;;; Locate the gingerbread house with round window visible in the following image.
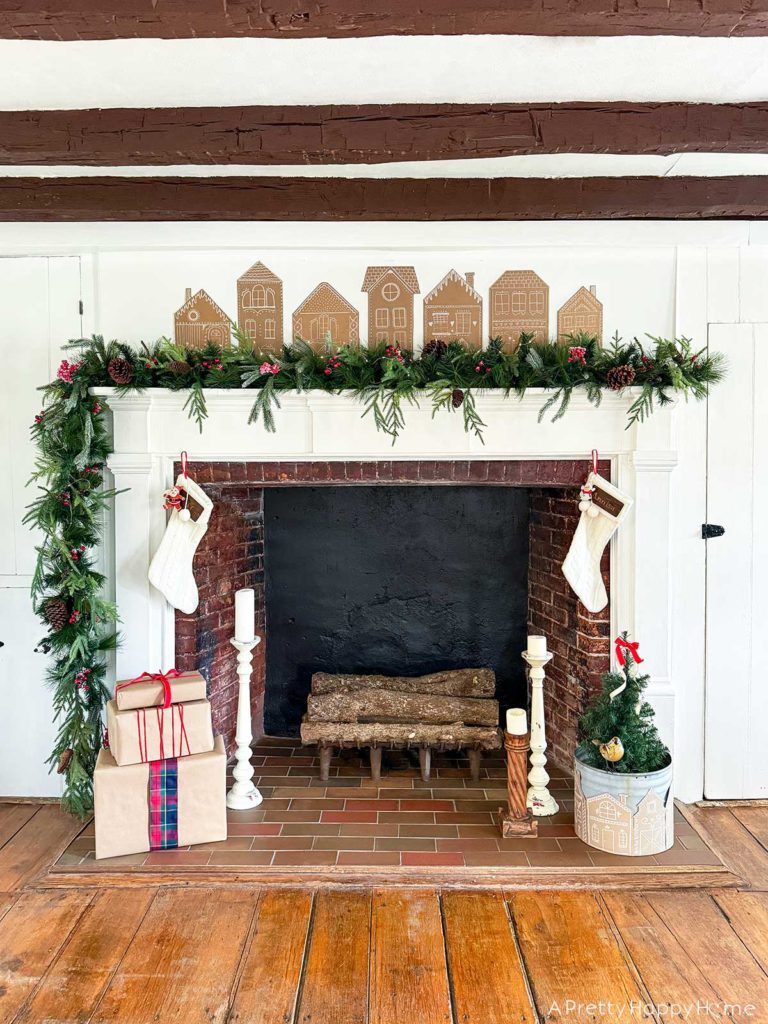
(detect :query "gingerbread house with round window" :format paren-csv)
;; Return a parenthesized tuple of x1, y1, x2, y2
(361, 266, 420, 345)
(174, 287, 232, 350)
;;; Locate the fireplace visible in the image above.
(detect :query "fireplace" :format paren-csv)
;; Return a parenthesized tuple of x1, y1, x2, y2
(169, 459, 610, 769)
(103, 388, 677, 774)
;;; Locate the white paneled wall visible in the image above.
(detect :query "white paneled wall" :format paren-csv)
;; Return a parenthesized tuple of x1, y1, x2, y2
(0, 255, 81, 797)
(0, 223, 765, 800)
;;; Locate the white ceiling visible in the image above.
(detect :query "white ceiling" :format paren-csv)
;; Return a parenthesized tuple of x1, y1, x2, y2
(1, 35, 768, 108)
(6, 154, 768, 178)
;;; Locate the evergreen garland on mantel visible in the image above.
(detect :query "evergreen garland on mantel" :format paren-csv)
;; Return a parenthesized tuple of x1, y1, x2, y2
(27, 331, 723, 814)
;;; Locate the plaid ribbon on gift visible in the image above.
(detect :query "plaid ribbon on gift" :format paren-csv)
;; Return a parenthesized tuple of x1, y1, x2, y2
(148, 758, 179, 850)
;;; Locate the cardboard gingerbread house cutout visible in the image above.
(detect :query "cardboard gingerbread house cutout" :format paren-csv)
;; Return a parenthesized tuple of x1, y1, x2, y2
(292, 282, 360, 351)
(361, 266, 420, 345)
(557, 285, 603, 344)
(174, 288, 232, 350)
(489, 270, 549, 351)
(237, 261, 283, 347)
(422, 270, 482, 347)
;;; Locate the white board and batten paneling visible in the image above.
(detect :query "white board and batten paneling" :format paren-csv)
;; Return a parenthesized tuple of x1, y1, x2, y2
(705, 322, 768, 799)
(0, 256, 81, 797)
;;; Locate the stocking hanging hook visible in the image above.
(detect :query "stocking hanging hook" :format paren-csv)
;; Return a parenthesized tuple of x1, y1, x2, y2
(591, 449, 599, 476)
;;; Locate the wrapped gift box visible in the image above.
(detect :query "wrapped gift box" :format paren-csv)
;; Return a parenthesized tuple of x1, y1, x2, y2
(94, 735, 227, 860)
(115, 669, 206, 711)
(106, 697, 214, 767)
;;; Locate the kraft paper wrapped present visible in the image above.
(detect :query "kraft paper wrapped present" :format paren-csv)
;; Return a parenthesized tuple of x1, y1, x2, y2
(106, 697, 214, 767)
(115, 669, 206, 711)
(94, 735, 227, 860)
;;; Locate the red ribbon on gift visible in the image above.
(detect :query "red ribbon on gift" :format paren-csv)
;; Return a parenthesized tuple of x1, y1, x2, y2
(134, 703, 191, 763)
(615, 637, 644, 667)
(116, 668, 183, 709)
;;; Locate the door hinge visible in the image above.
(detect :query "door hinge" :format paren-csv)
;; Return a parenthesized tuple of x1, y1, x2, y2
(78, 300, 84, 315)
(702, 523, 725, 539)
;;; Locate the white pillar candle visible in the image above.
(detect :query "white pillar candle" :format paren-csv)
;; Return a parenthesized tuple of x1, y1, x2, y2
(527, 635, 547, 657)
(506, 708, 528, 735)
(234, 588, 255, 643)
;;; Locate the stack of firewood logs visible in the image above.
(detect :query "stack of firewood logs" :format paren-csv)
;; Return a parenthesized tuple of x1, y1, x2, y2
(300, 668, 502, 782)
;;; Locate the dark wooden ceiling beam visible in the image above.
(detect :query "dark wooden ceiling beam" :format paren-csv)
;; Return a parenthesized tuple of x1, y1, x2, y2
(0, 175, 765, 220)
(2, 0, 768, 38)
(3, 103, 768, 166)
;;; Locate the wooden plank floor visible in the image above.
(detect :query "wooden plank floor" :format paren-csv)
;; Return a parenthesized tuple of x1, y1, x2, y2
(0, 802, 767, 1023)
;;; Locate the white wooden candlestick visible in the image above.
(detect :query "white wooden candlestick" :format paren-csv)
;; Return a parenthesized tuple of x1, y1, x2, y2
(522, 648, 560, 817)
(226, 637, 263, 810)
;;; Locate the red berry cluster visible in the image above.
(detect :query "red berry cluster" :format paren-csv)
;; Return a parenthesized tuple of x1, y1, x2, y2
(74, 667, 91, 693)
(69, 610, 80, 624)
(641, 355, 655, 371)
(201, 357, 223, 371)
(384, 345, 405, 363)
(92, 401, 103, 415)
(60, 492, 71, 507)
(34, 410, 45, 425)
(324, 356, 342, 376)
(82, 465, 100, 476)
(56, 359, 83, 384)
(475, 359, 492, 375)
(144, 356, 160, 369)
(70, 543, 86, 561)
(568, 346, 587, 366)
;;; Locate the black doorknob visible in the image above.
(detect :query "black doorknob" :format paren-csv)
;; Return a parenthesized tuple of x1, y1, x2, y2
(702, 523, 726, 539)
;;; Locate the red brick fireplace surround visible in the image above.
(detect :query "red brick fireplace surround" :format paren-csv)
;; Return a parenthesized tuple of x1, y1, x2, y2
(174, 459, 610, 770)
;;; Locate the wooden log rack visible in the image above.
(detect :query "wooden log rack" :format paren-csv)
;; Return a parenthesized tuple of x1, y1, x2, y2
(300, 669, 502, 782)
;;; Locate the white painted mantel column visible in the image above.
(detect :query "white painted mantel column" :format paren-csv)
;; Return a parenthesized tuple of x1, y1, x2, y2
(98, 387, 679, 749)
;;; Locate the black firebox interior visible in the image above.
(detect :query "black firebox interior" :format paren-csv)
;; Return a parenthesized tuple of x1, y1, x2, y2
(263, 485, 529, 736)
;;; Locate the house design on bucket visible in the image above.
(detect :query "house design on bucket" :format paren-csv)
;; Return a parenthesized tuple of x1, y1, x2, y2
(174, 288, 232, 349)
(489, 270, 549, 350)
(574, 772, 668, 856)
(292, 282, 360, 350)
(236, 261, 283, 347)
(557, 285, 604, 344)
(361, 266, 420, 345)
(422, 270, 482, 347)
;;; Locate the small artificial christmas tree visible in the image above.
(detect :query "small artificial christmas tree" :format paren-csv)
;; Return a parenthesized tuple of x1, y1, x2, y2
(576, 634, 670, 775)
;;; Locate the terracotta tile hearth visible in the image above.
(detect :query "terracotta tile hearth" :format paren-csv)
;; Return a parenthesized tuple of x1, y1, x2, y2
(53, 739, 729, 887)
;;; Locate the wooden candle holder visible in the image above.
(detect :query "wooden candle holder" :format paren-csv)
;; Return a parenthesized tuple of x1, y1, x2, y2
(498, 731, 538, 837)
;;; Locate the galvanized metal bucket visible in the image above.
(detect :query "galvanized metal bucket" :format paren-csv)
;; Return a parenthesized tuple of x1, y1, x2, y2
(573, 753, 674, 856)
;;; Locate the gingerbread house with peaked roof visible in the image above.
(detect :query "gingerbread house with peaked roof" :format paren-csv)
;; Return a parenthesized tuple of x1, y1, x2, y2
(237, 261, 283, 348)
(423, 270, 482, 347)
(557, 285, 603, 344)
(292, 282, 360, 351)
(174, 288, 232, 350)
(361, 266, 420, 346)
(489, 270, 549, 351)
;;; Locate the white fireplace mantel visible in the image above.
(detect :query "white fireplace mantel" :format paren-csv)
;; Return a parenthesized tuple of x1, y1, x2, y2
(97, 387, 679, 752)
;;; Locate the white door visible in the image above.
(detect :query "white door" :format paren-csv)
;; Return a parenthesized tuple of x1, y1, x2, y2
(705, 323, 768, 798)
(0, 256, 82, 797)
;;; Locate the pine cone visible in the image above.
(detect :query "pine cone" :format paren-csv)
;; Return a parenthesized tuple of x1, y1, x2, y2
(107, 357, 133, 386)
(167, 360, 192, 376)
(606, 364, 636, 391)
(57, 748, 73, 774)
(44, 597, 69, 631)
(422, 339, 447, 359)
(451, 388, 465, 409)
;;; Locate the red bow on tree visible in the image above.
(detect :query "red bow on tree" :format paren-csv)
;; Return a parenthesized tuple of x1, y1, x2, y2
(614, 637, 643, 667)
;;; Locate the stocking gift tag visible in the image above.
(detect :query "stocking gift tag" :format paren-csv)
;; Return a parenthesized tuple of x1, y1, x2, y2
(562, 451, 632, 613)
(148, 454, 213, 614)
